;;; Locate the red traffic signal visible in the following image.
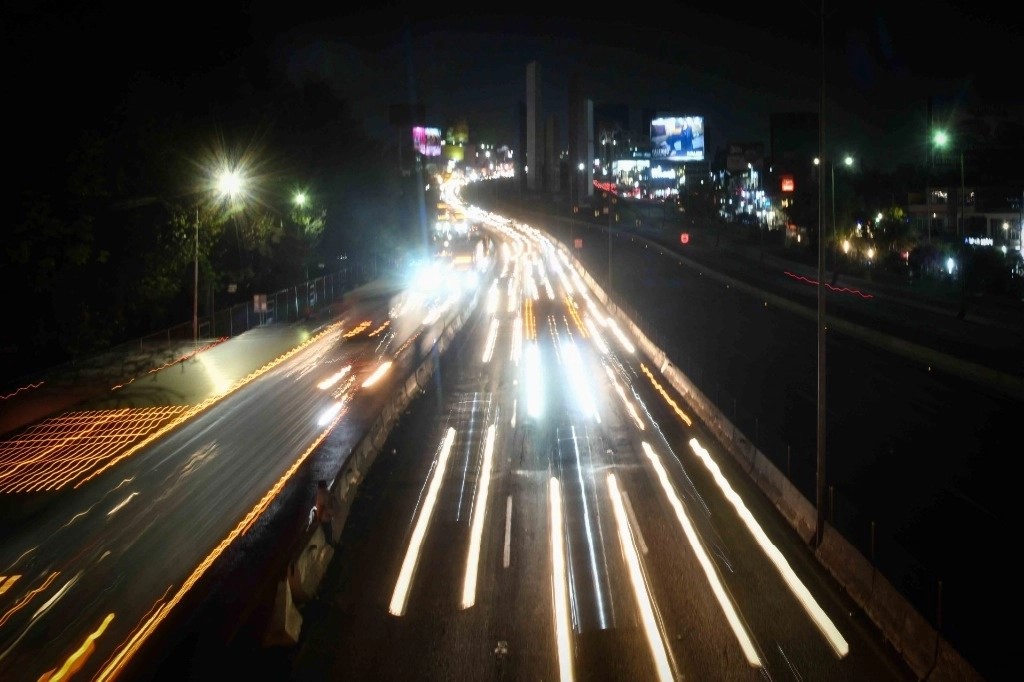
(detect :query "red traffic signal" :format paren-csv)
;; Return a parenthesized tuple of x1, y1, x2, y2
(680, 232, 690, 244)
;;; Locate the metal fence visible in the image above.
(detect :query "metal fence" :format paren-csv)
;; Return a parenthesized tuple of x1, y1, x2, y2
(5, 257, 397, 392)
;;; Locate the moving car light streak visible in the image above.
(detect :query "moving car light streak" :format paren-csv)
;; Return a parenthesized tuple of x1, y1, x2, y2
(583, 316, 609, 355)
(562, 341, 599, 422)
(566, 425, 608, 628)
(605, 365, 644, 430)
(76, 321, 345, 489)
(0, 406, 189, 493)
(0, 571, 59, 629)
(687, 437, 849, 658)
(461, 424, 496, 608)
(317, 365, 351, 390)
(389, 427, 458, 616)
(606, 474, 674, 681)
(548, 477, 574, 682)
(564, 296, 587, 337)
(607, 319, 636, 354)
(510, 317, 523, 366)
(640, 364, 693, 427)
(482, 319, 500, 364)
(641, 441, 762, 668)
(487, 281, 501, 314)
(361, 361, 393, 388)
(42, 612, 115, 682)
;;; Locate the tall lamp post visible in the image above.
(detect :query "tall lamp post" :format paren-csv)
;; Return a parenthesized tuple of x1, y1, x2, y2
(570, 161, 584, 250)
(829, 155, 854, 283)
(194, 167, 246, 347)
(932, 130, 967, 318)
(815, 0, 826, 548)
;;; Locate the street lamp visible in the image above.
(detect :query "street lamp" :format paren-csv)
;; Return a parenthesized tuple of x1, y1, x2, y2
(932, 129, 967, 318)
(830, 155, 854, 283)
(194, 167, 246, 346)
(569, 161, 585, 251)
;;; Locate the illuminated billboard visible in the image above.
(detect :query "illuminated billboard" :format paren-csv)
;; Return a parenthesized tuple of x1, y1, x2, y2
(650, 115, 704, 162)
(412, 126, 441, 157)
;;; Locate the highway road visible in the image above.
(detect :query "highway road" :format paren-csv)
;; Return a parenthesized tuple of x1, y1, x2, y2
(2, 174, 1005, 680)
(0, 263, 475, 681)
(465, 180, 1022, 681)
(285, 211, 914, 680)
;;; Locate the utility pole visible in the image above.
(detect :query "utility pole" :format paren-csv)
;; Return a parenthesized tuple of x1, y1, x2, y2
(193, 206, 200, 348)
(815, 0, 828, 549)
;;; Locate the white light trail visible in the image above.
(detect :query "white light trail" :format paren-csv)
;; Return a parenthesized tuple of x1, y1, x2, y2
(564, 340, 599, 422)
(549, 477, 574, 682)
(568, 426, 608, 627)
(688, 437, 849, 658)
(482, 318, 500, 363)
(608, 319, 636, 354)
(462, 424, 497, 608)
(584, 316, 609, 355)
(389, 427, 457, 616)
(317, 365, 351, 390)
(604, 364, 644, 430)
(503, 495, 513, 568)
(641, 441, 762, 668)
(607, 474, 674, 681)
(361, 360, 393, 387)
(487, 281, 501, 314)
(317, 401, 343, 426)
(510, 317, 523, 365)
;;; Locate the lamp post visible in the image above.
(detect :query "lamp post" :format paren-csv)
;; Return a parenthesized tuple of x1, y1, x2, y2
(569, 161, 584, 250)
(815, 0, 826, 549)
(193, 205, 200, 347)
(829, 155, 854, 284)
(932, 130, 967, 318)
(607, 193, 615, 296)
(194, 167, 246, 347)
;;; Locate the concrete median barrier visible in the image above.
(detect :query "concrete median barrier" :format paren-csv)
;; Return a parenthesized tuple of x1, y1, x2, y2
(263, 575, 303, 647)
(287, 526, 334, 604)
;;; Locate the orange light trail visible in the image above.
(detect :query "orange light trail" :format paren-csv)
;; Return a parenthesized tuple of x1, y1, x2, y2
(640, 363, 693, 427)
(523, 298, 536, 341)
(564, 295, 587, 337)
(0, 406, 189, 493)
(39, 612, 115, 682)
(74, 322, 344, 489)
(0, 574, 20, 595)
(343, 321, 372, 338)
(368, 320, 391, 337)
(94, 399, 350, 681)
(0, 571, 59, 629)
(0, 381, 45, 400)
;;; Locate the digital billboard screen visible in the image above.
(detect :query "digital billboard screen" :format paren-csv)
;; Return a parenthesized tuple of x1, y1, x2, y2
(412, 126, 441, 157)
(650, 115, 704, 162)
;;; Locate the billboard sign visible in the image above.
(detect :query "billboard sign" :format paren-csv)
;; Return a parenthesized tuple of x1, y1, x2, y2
(651, 115, 704, 162)
(412, 126, 441, 157)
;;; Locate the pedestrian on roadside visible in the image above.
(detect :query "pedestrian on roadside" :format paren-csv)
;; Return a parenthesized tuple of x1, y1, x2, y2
(315, 479, 336, 546)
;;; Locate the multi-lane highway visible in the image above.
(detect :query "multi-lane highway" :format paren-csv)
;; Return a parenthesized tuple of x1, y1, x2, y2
(284, 209, 914, 680)
(465, 180, 1021, 681)
(6, 175, 992, 680)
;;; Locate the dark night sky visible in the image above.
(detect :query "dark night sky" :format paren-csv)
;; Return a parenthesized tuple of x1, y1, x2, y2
(4, 2, 1020, 175)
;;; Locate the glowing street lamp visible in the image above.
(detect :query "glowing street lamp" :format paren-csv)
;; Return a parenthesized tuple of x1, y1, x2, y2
(194, 167, 247, 346)
(932, 129, 967, 318)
